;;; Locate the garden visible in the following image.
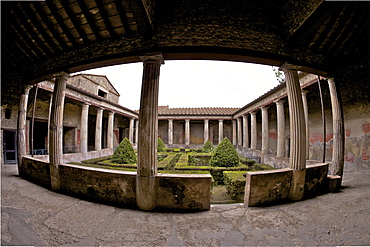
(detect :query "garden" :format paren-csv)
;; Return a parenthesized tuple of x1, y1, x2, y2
(72, 137, 274, 203)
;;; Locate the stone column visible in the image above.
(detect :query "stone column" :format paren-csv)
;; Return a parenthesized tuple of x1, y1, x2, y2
(185, 119, 190, 145)
(17, 84, 33, 176)
(80, 103, 89, 153)
(47, 94, 53, 153)
(129, 118, 134, 144)
(243, 115, 249, 148)
(237, 118, 242, 146)
(275, 100, 286, 158)
(107, 112, 115, 149)
(95, 108, 103, 151)
(327, 78, 344, 179)
(261, 106, 269, 154)
(232, 120, 237, 145)
(204, 119, 209, 143)
(250, 112, 257, 149)
(281, 63, 306, 201)
(49, 72, 69, 191)
(137, 53, 164, 211)
(218, 120, 224, 144)
(168, 119, 173, 145)
(135, 120, 139, 145)
(302, 90, 310, 160)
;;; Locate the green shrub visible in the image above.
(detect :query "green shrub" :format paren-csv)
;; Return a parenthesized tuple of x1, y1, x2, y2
(210, 137, 240, 167)
(111, 137, 137, 164)
(157, 137, 166, 152)
(202, 140, 214, 153)
(223, 171, 246, 201)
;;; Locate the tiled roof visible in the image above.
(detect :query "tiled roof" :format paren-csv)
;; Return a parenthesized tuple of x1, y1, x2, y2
(158, 106, 238, 116)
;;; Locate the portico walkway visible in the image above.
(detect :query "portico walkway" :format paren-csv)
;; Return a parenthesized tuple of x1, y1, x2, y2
(2, 165, 370, 246)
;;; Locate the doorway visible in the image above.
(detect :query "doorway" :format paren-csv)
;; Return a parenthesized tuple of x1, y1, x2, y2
(3, 129, 17, 164)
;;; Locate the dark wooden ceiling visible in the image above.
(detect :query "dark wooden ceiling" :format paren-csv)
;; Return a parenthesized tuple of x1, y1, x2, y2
(1, 0, 370, 84)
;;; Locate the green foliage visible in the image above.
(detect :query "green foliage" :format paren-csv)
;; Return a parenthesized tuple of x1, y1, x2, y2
(111, 137, 137, 164)
(272, 66, 285, 84)
(202, 140, 214, 153)
(223, 171, 246, 201)
(157, 137, 166, 152)
(81, 155, 112, 165)
(210, 137, 240, 167)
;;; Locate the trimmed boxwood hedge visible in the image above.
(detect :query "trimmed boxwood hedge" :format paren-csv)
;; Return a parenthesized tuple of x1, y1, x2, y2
(111, 137, 137, 164)
(223, 171, 247, 201)
(210, 137, 239, 167)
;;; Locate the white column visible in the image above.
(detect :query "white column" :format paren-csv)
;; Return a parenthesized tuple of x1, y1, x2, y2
(250, 112, 257, 149)
(327, 78, 344, 179)
(49, 72, 69, 191)
(242, 115, 249, 148)
(281, 63, 306, 201)
(17, 85, 33, 176)
(232, 120, 237, 145)
(135, 119, 139, 145)
(204, 119, 209, 143)
(261, 106, 269, 154)
(80, 103, 89, 153)
(137, 53, 163, 211)
(237, 118, 242, 146)
(185, 119, 190, 145)
(301, 90, 310, 160)
(107, 112, 115, 149)
(218, 120, 224, 144)
(275, 100, 286, 158)
(129, 118, 134, 144)
(168, 119, 173, 145)
(95, 108, 103, 151)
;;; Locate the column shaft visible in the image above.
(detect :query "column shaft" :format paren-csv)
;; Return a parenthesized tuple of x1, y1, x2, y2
(49, 72, 69, 190)
(232, 120, 237, 145)
(185, 119, 190, 145)
(204, 119, 209, 143)
(168, 119, 173, 145)
(302, 90, 310, 159)
(250, 112, 257, 149)
(135, 120, 139, 145)
(242, 115, 249, 148)
(17, 85, 33, 176)
(129, 118, 134, 143)
(281, 63, 306, 201)
(95, 108, 103, 151)
(328, 78, 344, 178)
(107, 112, 114, 149)
(80, 103, 89, 153)
(261, 106, 269, 154)
(275, 100, 286, 158)
(218, 120, 224, 144)
(237, 118, 242, 146)
(137, 54, 163, 211)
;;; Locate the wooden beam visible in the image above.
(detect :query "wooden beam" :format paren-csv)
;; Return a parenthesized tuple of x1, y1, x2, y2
(94, 0, 117, 38)
(75, 0, 103, 41)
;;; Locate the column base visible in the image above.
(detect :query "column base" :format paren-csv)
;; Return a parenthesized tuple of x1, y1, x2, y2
(50, 164, 61, 191)
(289, 169, 306, 201)
(136, 175, 156, 211)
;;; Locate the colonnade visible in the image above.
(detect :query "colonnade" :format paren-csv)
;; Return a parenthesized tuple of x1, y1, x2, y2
(17, 56, 344, 209)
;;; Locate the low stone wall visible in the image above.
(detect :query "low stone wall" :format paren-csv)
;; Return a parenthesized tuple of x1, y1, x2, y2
(22, 157, 51, 188)
(21, 157, 212, 211)
(32, 148, 114, 163)
(245, 163, 330, 206)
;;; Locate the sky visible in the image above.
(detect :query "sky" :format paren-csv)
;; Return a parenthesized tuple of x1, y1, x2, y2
(78, 60, 281, 110)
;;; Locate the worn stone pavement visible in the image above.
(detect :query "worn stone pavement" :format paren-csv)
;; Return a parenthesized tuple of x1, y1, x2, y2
(1, 165, 370, 246)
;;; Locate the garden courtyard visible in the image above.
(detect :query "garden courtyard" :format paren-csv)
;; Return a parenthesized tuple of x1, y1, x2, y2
(70, 137, 274, 204)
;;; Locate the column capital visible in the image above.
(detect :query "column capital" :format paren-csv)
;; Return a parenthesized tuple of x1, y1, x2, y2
(82, 102, 90, 106)
(140, 53, 164, 64)
(274, 99, 285, 105)
(53, 71, 70, 79)
(218, 119, 223, 123)
(242, 114, 248, 119)
(23, 84, 33, 94)
(326, 77, 335, 84)
(279, 62, 300, 73)
(260, 106, 269, 111)
(250, 111, 257, 116)
(301, 90, 309, 96)
(108, 111, 115, 116)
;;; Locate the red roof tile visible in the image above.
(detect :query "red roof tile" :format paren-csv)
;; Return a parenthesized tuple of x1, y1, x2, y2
(158, 105, 238, 115)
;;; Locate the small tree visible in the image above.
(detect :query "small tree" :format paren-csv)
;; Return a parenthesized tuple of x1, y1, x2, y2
(157, 137, 166, 152)
(111, 137, 137, 164)
(202, 139, 214, 153)
(210, 137, 240, 167)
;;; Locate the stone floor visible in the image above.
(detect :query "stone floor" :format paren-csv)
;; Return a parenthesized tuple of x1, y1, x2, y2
(1, 165, 370, 246)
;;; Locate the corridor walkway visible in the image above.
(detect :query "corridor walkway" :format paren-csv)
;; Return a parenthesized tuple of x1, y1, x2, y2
(1, 165, 370, 246)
